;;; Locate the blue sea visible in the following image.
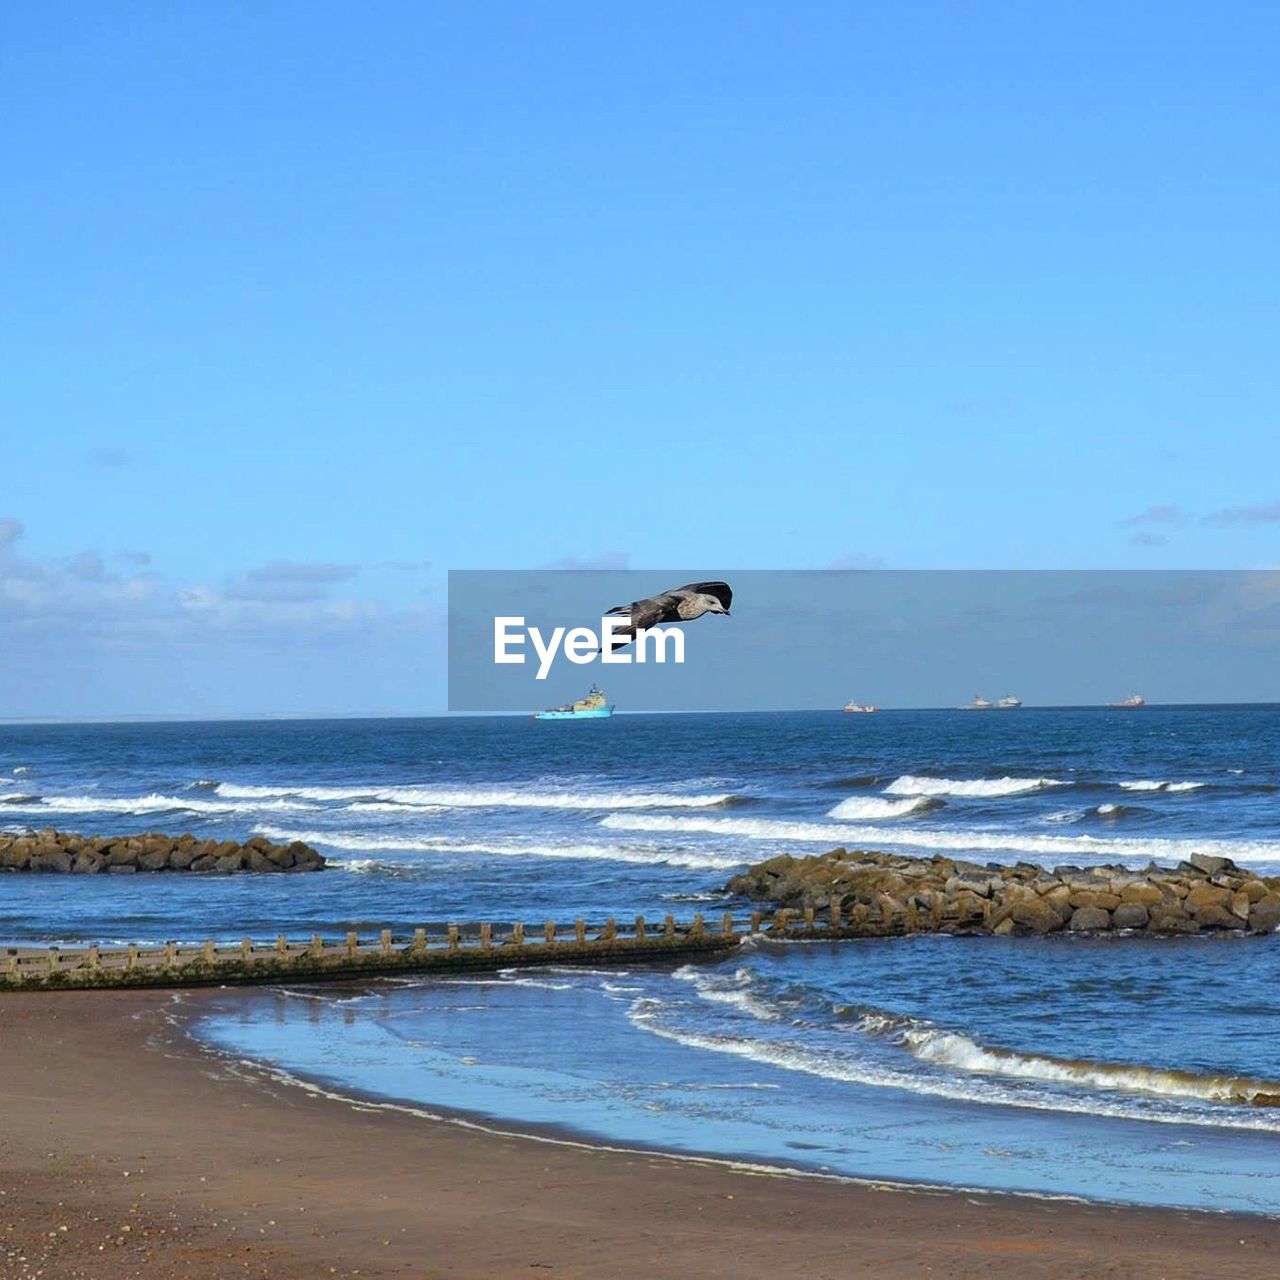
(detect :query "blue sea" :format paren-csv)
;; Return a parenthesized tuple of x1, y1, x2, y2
(4, 707, 1280, 1212)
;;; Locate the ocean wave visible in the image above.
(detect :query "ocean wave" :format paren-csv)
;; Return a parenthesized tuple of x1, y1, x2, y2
(598, 812, 1280, 868)
(216, 781, 745, 811)
(253, 825, 743, 871)
(1, 792, 41, 805)
(825, 794, 938, 820)
(1045, 803, 1136, 824)
(651, 969, 1280, 1130)
(1119, 780, 1205, 793)
(8, 792, 321, 816)
(885, 775, 1066, 798)
(626, 998, 1280, 1132)
(894, 1022, 1280, 1107)
(673, 965, 786, 1021)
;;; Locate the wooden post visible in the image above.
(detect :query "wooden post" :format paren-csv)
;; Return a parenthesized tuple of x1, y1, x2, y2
(512, 922, 524, 946)
(664, 913, 675, 938)
(6, 954, 18, 979)
(276, 934, 287, 957)
(126, 944, 138, 972)
(47, 947, 59, 975)
(692, 913, 705, 938)
(242, 937, 253, 964)
(346, 930, 359, 958)
(164, 941, 177, 968)
(447, 924, 459, 951)
(87, 946, 100, 971)
(380, 929, 393, 955)
(310, 933, 323, 958)
(635, 915, 646, 941)
(830, 901, 842, 930)
(574, 919, 586, 944)
(544, 921, 556, 946)
(413, 927, 426, 952)
(750, 911, 762, 934)
(480, 923, 492, 951)
(722, 912, 734, 937)
(203, 940, 216, 964)
(804, 906, 815, 931)
(777, 908, 790, 933)
(603, 917, 617, 942)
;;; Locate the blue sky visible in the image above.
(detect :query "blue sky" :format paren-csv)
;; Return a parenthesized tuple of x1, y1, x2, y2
(2, 3, 1278, 716)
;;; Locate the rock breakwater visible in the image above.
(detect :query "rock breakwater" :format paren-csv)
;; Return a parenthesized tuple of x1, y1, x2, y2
(0, 829, 325, 874)
(726, 848, 1280, 935)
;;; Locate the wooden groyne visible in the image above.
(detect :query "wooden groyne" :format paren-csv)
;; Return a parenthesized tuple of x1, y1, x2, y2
(2, 913, 764, 992)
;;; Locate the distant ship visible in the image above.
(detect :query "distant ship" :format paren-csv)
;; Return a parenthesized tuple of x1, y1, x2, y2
(962, 695, 994, 710)
(534, 684, 614, 720)
(842, 700, 879, 714)
(996, 695, 1022, 709)
(1109, 694, 1147, 708)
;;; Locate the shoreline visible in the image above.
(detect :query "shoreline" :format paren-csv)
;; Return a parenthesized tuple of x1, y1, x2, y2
(4, 990, 1280, 1278)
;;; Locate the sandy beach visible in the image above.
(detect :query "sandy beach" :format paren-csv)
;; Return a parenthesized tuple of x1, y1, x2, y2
(0, 989, 1276, 1279)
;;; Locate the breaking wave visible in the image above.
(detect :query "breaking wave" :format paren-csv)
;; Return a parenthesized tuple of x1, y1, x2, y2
(1119, 780, 1205, 793)
(1045, 803, 1136, 823)
(896, 1024, 1280, 1108)
(598, 812, 1280, 869)
(825, 795, 938, 820)
(885, 775, 1067, 798)
(1, 792, 319, 816)
(252, 825, 743, 871)
(215, 782, 745, 810)
(651, 966, 1280, 1130)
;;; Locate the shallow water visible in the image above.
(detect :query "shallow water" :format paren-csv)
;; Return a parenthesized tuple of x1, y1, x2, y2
(198, 934, 1280, 1212)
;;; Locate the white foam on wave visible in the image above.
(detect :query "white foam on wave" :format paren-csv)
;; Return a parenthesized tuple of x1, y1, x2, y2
(673, 965, 785, 1021)
(599, 812, 1280, 870)
(1119, 780, 1205, 793)
(253, 825, 743, 871)
(648, 971, 1280, 1131)
(7, 793, 320, 816)
(899, 1025, 1280, 1107)
(216, 781, 739, 810)
(825, 795, 936, 820)
(625, 998, 1280, 1131)
(1046, 803, 1131, 824)
(885, 775, 1066, 798)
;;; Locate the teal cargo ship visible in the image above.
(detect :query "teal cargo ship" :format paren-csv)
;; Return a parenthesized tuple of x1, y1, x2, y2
(534, 684, 615, 720)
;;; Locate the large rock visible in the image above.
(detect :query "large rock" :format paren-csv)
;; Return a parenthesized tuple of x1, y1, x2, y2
(1068, 890, 1121, 911)
(1112, 903, 1149, 930)
(1009, 896, 1064, 935)
(1186, 883, 1232, 912)
(1189, 852, 1236, 876)
(1067, 906, 1112, 932)
(1248, 896, 1280, 933)
(1194, 903, 1247, 931)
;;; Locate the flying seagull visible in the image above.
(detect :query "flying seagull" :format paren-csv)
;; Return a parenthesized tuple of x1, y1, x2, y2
(601, 580, 733, 649)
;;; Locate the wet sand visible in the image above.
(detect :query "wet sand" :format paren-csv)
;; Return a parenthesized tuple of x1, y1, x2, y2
(2, 989, 1278, 1279)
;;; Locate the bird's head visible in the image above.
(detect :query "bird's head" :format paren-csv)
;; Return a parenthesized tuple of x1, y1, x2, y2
(705, 598, 730, 616)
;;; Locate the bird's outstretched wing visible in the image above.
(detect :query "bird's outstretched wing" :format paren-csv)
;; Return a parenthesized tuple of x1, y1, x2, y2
(674, 581, 733, 612)
(605, 590, 681, 628)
